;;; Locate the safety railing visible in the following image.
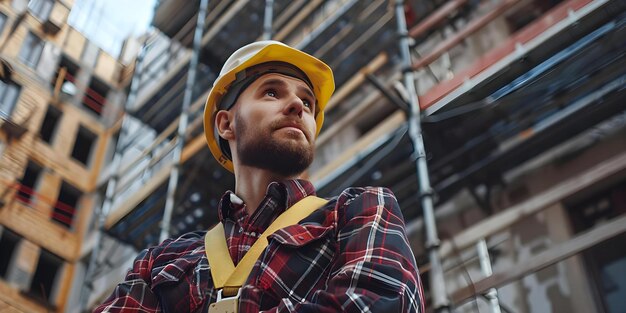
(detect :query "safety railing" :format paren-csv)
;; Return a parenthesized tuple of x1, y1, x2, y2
(104, 89, 208, 215)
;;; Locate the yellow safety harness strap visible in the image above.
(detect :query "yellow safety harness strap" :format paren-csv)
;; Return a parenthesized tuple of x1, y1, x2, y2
(204, 222, 235, 288)
(205, 196, 328, 296)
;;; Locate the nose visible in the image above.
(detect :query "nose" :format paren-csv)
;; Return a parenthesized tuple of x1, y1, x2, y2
(283, 94, 304, 118)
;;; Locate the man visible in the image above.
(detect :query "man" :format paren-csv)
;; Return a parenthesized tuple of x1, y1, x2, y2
(95, 41, 424, 313)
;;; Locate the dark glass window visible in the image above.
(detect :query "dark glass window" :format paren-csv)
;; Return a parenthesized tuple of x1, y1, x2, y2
(28, 249, 62, 304)
(17, 161, 43, 204)
(52, 182, 81, 228)
(81, 78, 109, 116)
(0, 229, 20, 279)
(70, 126, 96, 166)
(39, 105, 62, 143)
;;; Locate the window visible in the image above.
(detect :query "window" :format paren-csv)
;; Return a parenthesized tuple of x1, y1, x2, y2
(28, 0, 54, 21)
(52, 55, 79, 92)
(71, 126, 96, 166)
(0, 12, 8, 34)
(17, 161, 43, 205)
(53, 182, 81, 228)
(28, 249, 62, 304)
(81, 78, 109, 116)
(0, 229, 20, 279)
(19, 32, 44, 68)
(39, 105, 61, 143)
(0, 80, 20, 119)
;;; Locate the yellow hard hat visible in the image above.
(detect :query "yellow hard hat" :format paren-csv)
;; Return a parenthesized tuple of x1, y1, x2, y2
(203, 40, 335, 172)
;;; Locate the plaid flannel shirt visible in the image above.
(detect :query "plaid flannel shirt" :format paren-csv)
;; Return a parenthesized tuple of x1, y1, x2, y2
(94, 180, 424, 312)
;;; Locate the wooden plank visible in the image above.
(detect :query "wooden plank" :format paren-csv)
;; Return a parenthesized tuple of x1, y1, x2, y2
(330, 6, 392, 68)
(439, 152, 626, 259)
(318, 86, 388, 147)
(325, 53, 389, 112)
(181, 134, 207, 163)
(274, 0, 324, 42)
(201, 0, 248, 46)
(53, 67, 67, 100)
(271, 0, 306, 33)
(452, 214, 626, 303)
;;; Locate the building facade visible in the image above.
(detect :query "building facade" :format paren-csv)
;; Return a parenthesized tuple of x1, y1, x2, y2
(72, 0, 626, 312)
(0, 0, 132, 311)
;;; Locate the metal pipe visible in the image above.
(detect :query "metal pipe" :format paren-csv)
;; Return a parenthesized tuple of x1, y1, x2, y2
(159, 0, 209, 242)
(476, 239, 503, 313)
(263, 0, 274, 40)
(412, 0, 519, 71)
(393, 1, 451, 311)
(79, 38, 149, 311)
(295, 0, 359, 50)
(408, 0, 467, 38)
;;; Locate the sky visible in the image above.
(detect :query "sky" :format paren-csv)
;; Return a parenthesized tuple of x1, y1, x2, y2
(68, 0, 157, 57)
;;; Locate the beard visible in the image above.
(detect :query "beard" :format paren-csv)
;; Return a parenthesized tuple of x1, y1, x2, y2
(235, 113, 314, 177)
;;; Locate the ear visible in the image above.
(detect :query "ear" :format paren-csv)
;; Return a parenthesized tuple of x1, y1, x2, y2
(215, 110, 235, 140)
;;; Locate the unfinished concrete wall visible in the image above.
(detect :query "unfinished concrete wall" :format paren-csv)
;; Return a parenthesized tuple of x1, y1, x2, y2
(0, 1, 131, 311)
(435, 122, 626, 312)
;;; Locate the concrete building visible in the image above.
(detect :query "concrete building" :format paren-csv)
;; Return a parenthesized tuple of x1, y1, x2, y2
(0, 0, 133, 311)
(71, 0, 626, 312)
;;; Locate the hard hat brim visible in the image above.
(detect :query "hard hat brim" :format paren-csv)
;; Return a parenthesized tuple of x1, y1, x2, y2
(204, 43, 335, 173)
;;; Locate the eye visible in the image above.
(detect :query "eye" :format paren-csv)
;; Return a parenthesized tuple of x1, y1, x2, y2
(265, 89, 277, 98)
(302, 99, 311, 108)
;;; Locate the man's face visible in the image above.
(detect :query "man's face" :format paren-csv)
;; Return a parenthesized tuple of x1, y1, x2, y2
(230, 73, 318, 177)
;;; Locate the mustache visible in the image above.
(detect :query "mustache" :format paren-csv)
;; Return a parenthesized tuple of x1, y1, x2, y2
(270, 119, 310, 140)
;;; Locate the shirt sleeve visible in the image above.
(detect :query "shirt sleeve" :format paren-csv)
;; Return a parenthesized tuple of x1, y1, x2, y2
(93, 248, 162, 313)
(260, 187, 425, 313)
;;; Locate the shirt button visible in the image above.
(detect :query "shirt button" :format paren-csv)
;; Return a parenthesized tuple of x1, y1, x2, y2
(238, 227, 243, 233)
(251, 232, 256, 237)
(297, 235, 305, 240)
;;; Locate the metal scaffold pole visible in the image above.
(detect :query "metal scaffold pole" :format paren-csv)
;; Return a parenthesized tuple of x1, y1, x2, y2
(477, 239, 502, 313)
(263, 0, 274, 40)
(393, 1, 451, 312)
(160, 0, 209, 242)
(79, 38, 150, 311)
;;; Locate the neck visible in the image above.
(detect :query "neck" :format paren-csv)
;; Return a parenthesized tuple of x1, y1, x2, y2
(234, 164, 300, 215)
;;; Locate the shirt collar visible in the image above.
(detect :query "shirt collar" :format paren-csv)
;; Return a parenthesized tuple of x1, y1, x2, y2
(217, 179, 316, 222)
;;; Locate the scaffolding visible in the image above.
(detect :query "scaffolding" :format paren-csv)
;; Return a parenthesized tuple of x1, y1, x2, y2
(160, 0, 210, 242)
(82, 0, 626, 311)
(79, 35, 151, 312)
(394, 0, 450, 310)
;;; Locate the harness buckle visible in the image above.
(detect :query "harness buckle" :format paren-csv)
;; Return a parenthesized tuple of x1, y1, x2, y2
(209, 288, 241, 313)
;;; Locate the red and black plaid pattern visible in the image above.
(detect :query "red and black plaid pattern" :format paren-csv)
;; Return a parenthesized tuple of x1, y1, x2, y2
(94, 180, 425, 313)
